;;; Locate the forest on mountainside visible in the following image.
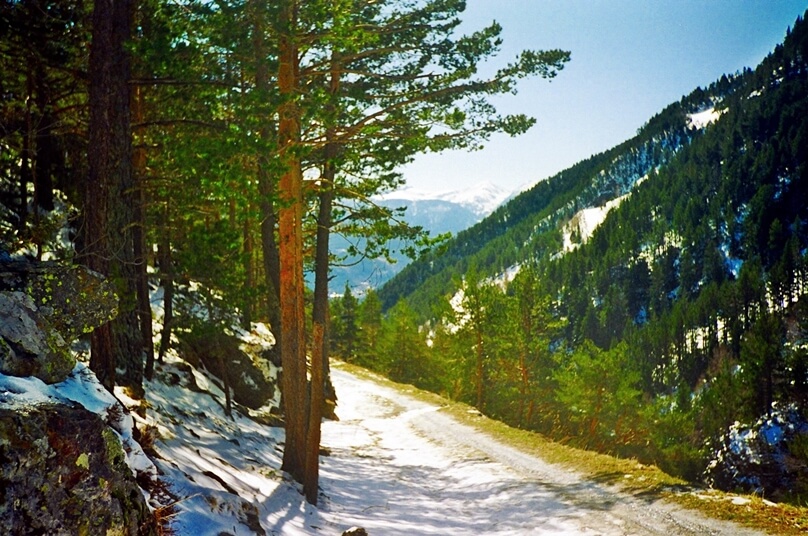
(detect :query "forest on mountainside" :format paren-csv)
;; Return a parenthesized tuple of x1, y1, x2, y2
(333, 11, 808, 498)
(377, 69, 744, 315)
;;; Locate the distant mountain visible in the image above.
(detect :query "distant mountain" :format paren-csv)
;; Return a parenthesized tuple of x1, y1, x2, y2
(328, 182, 512, 293)
(379, 182, 512, 218)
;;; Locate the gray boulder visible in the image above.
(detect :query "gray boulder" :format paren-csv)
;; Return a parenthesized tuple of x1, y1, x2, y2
(0, 260, 117, 383)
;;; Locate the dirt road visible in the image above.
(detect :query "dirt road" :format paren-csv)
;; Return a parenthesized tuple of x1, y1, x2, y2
(320, 364, 764, 535)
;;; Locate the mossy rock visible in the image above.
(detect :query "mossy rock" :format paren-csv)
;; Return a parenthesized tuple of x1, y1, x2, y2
(0, 260, 118, 383)
(0, 404, 155, 535)
(0, 291, 75, 383)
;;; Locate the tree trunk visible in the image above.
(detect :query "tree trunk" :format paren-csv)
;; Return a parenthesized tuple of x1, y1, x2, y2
(317, 181, 337, 415)
(242, 211, 254, 330)
(312, 52, 340, 415)
(518, 348, 527, 426)
(84, 0, 143, 395)
(476, 328, 484, 411)
(518, 306, 532, 427)
(19, 66, 32, 234)
(33, 64, 55, 213)
(157, 213, 173, 363)
(251, 0, 282, 363)
(217, 347, 233, 419)
(304, 47, 343, 502)
(277, 0, 307, 484)
(259, 176, 282, 356)
(132, 83, 155, 381)
(305, 140, 334, 505)
(304, 322, 324, 504)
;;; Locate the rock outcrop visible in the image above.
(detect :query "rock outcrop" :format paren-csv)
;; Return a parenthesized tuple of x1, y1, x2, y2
(0, 259, 155, 534)
(0, 260, 118, 383)
(0, 403, 155, 535)
(177, 325, 276, 410)
(705, 404, 808, 499)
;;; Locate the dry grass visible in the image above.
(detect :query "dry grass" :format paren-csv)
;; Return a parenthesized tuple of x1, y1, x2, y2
(335, 360, 808, 535)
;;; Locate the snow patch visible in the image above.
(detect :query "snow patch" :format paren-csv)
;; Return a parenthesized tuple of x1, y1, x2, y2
(0, 362, 158, 483)
(706, 404, 808, 495)
(687, 107, 725, 130)
(562, 195, 628, 253)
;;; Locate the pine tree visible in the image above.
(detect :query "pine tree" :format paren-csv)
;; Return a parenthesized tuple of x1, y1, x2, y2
(81, 0, 143, 395)
(338, 283, 358, 360)
(356, 288, 382, 367)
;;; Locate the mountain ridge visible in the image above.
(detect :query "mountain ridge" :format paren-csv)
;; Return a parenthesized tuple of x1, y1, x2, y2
(377, 181, 513, 217)
(350, 12, 808, 497)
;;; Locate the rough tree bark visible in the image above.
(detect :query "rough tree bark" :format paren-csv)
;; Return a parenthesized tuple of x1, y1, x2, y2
(83, 0, 143, 394)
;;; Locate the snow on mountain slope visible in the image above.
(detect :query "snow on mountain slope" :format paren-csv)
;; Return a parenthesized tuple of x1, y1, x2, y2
(687, 106, 725, 130)
(331, 182, 513, 292)
(561, 194, 628, 253)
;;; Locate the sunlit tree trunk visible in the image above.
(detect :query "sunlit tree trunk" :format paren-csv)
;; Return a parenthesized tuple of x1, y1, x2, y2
(277, 0, 308, 485)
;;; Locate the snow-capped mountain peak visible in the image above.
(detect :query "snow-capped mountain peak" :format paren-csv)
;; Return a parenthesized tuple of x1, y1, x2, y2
(379, 181, 511, 217)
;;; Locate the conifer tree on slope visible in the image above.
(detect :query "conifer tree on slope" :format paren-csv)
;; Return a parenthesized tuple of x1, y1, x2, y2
(272, 0, 568, 504)
(82, 0, 143, 395)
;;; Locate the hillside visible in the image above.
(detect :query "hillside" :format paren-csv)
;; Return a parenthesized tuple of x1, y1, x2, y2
(378, 74, 744, 313)
(358, 11, 808, 497)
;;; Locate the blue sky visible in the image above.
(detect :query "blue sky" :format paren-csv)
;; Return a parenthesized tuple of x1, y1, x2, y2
(400, 0, 808, 194)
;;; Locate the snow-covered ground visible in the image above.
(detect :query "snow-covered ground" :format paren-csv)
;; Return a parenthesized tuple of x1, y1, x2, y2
(2, 355, 766, 535)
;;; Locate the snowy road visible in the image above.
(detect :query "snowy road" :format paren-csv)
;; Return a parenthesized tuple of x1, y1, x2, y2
(318, 364, 763, 536)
